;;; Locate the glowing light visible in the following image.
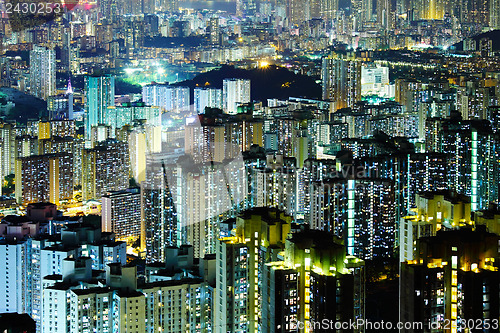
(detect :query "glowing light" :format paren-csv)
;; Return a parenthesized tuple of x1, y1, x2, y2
(124, 68, 135, 75)
(186, 116, 197, 125)
(259, 61, 269, 68)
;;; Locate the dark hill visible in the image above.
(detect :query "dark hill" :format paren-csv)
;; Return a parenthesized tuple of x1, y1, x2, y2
(0, 88, 47, 123)
(452, 30, 500, 51)
(172, 65, 322, 104)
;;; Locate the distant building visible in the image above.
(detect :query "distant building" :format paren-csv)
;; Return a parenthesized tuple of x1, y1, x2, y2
(322, 52, 361, 111)
(209, 17, 220, 44)
(142, 84, 190, 112)
(84, 75, 115, 145)
(142, 152, 182, 262)
(491, 0, 500, 29)
(194, 87, 222, 113)
(29, 46, 55, 100)
(223, 78, 251, 115)
(106, 102, 161, 134)
(0, 122, 16, 179)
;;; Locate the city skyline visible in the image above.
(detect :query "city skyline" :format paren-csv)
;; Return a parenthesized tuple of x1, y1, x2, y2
(0, 0, 499, 332)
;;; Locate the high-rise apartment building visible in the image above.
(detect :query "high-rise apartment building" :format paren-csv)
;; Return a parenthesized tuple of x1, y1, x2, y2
(102, 189, 141, 243)
(236, 0, 257, 16)
(322, 52, 361, 111)
(376, 0, 392, 29)
(223, 79, 251, 115)
(160, 0, 179, 12)
(286, 0, 310, 24)
(308, 177, 396, 259)
(216, 208, 365, 333)
(400, 227, 500, 332)
(175, 155, 246, 258)
(15, 153, 73, 205)
(185, 121, 226, 163)
(437, 120, 498, 211)
(491, 0, 500, 29)
(215, 208, 293, 333)
(266, 230, 365, 332)
(0, 238, 32, 314)
(209, 17, 220, 44)
(0, 121, 15, 179)
(106, 102, 161, 134)
(29, 46, 55, 100)
(194, 87, 222, 113)
(84, 75, 115, 145)
(399, 191, 472, 262)
(142, 84, 190, 112)
(82, 139, 129, 200)
(142, 152, 183, 262)
(252, 154, 297, 216)
(129, 124, 162, 183)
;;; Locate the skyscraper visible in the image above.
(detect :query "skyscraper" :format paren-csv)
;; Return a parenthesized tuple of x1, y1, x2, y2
(209, 17, 220, 44)
(322, 52, 362, 111)
(0, 236, 32, 314)
(194, 87, 222, 113)
(101, 189, 141, 243)
(400, 227, 500, 332)
(29, 46, 55, 100)
(319, 0, 339, 25)
(15, 153, 73, 205)
(236, 0, 257, 16)
(286, 0, 311, 24)
(82, 139, 129, 200)
(98, 0, 115, 18)
(0, 121, 15, 180)
(106, 102, 161, 134)
(142, 84, 190, 112)
(84, 75, 115, 145)
(362, 0, 373, 22)
(142, 152, 182, 262)
(216, 208, 365, 332)
(223, 79, 251, 115)
(215, 208, 293, 333)
(491, 0, 500, 29)
(158, 0, 179, 12)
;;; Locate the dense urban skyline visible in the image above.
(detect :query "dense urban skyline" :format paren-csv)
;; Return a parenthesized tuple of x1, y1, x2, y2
(0, 0, 499, 332)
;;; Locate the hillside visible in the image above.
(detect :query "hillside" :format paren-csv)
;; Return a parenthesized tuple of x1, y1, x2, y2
(0, 88, 47, 123)
(173, 65, 322, 104)
(452, 30, 500, 51)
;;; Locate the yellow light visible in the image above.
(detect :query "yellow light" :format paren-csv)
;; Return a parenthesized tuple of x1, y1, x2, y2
(259, 61, 269, 68)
